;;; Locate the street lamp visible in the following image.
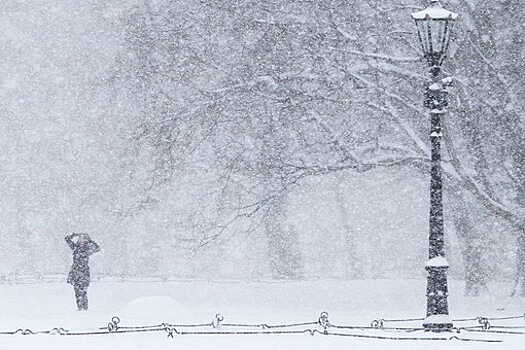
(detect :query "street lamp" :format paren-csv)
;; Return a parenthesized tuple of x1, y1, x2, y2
(411, 0, 458, 331)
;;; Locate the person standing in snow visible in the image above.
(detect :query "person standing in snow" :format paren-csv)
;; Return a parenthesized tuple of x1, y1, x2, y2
(65, 233, 100, 310)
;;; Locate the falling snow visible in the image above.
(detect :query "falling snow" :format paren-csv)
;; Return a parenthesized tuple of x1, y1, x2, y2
(1, 0, 524, 349)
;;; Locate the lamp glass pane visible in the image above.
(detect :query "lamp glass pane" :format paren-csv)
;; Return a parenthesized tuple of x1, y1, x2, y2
(415, 19, 430, 55)
(429, 20, 447, 54)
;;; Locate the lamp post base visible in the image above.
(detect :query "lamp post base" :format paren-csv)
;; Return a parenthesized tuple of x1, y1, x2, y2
(423, 315, 453, 332)
(424, 258, 453, 331)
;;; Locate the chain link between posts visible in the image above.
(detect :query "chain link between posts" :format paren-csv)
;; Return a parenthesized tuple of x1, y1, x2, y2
(1, 312, 524, 342)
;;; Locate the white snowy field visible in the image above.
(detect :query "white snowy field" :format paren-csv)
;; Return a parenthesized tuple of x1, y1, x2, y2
(0, 278, 524, 349)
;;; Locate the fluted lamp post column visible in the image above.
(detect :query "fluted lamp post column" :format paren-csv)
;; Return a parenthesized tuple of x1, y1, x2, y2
(411, 0, 458, 331)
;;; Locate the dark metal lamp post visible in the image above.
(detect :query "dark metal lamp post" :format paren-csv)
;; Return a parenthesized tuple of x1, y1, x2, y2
(411, 0, 458, 331)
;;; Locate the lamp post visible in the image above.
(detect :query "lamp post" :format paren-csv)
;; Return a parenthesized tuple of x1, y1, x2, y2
(411, 0, 458, 331)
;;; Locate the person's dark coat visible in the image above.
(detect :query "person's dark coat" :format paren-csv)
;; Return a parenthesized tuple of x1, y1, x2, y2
(65, 235, 100, 288)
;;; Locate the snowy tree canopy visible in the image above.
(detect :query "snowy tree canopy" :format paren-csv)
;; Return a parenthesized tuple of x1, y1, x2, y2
(0, 0, 523, 284)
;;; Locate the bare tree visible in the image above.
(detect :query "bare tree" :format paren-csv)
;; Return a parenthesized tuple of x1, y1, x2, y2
(115, 0, 525, 282)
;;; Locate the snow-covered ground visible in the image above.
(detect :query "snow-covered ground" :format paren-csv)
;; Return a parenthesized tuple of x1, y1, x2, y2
(0, 278, 523, 349)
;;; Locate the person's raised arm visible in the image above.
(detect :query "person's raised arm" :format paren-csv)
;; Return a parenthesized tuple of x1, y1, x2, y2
(65, 233, 77, 250)
(88, 240, 100, 255)
(93, 240, 100, 253)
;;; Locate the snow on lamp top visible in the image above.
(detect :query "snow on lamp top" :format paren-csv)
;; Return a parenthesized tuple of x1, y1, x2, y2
(411, 0, 458, 71)
(411, 0, 458, 20)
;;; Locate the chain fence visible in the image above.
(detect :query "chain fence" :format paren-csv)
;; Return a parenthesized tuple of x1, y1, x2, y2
(1, 312, 524, 343)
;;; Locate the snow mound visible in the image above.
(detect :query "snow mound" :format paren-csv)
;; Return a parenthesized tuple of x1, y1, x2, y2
(119, 296, 193, 324)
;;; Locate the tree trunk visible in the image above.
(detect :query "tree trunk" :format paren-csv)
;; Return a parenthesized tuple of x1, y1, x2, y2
(335, 174, 359, 279)
(450, 192, 488, 296)
(264, 190, 303, 280)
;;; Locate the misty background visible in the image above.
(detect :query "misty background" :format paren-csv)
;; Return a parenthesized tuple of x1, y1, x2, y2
(0, 0, 523, 290)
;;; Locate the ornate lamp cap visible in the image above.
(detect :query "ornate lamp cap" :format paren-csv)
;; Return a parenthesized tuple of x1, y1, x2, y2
(411, 0, 458, 20)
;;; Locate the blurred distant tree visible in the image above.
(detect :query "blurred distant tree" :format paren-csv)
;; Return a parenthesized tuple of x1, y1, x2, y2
(442, 0, 525, 292)
(116, 0, 425, 279)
